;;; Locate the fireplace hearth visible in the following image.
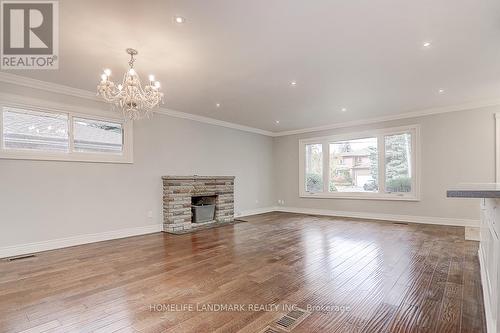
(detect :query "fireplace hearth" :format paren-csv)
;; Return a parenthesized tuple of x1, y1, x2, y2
(162, 176, 235, 233)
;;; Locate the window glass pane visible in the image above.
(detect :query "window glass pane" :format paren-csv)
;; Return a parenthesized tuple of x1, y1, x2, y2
(73, 118, 123, 154)
(2, 108, 69, 152)
(385, 133, 412, 193)
(305, 143, 323, 193)
(329, 137, 378, 192)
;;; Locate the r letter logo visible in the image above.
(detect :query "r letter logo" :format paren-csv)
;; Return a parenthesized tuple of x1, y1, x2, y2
(1, 0, 58, 69)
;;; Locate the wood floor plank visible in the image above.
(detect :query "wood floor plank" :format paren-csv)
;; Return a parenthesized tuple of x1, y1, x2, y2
(0, 212, 487, 333)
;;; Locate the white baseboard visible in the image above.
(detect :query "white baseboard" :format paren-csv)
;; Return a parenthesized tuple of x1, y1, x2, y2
(237, 206, 479, 240)
(479, 245, 495, 333)
(1, 207, 479, 259)
(272, 206, 479, 228)
(236, 206, 276, 217)
(465, 227, 481, 241)
(0, 224, 163, 259)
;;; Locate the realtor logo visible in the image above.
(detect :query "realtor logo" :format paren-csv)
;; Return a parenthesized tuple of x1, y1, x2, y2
(1, 0, 58, 69)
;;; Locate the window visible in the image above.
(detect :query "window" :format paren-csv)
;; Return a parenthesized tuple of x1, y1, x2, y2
(305, 143, 323, 193)
(299, 125, 419, 200)
(73, 118, 123, 154)
(0, 106, 132, 163)
(3, 109, 69, 152)
(385, 133, 412, 193)
(329, 137, 378, 193)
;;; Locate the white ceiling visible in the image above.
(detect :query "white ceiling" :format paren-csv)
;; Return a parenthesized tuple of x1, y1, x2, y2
(3, 0, 500, 132)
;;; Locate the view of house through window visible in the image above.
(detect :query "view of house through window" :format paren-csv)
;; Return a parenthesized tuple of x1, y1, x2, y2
(300, 126, 418, 199)
(305, 143, 323, 192)
(329, 137, 378, 192)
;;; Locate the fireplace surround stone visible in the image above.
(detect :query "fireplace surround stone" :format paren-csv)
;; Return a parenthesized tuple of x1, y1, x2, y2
(162, 176, 235, 233)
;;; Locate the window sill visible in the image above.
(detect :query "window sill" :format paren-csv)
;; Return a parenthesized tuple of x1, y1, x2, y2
(300, 193, 420, 201)
(0, 150, 133, 164)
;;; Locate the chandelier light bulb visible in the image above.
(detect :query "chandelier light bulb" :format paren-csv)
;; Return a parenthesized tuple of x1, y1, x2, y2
(101, 74, 108, 81)
(104, 69, 111, 76)
(128, 68, 136, 76)
(154, 81, 161, 88)
(148, 75, 155, 82)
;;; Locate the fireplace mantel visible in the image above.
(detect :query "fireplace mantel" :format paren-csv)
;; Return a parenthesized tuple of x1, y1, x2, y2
(162, 175, 235, 233)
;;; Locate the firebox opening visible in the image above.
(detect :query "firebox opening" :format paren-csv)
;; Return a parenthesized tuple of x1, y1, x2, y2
(191, 195, 217, 223)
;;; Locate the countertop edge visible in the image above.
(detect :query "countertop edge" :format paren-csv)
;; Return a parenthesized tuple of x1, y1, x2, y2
(446, 190, 500, 198)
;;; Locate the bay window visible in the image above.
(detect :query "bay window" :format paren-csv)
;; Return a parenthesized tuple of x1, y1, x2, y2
(299, 125, 420, 200)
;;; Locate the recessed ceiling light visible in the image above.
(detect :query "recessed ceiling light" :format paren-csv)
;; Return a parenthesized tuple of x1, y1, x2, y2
(290, 81, 297, 86)
(341, 107, 347, 112)
(423, 41, 432, 48)
(438, 89, 445, 94)
(174, 16, 185, 24)
(275, 120, 280, 124)
(215, 103, 221, 108)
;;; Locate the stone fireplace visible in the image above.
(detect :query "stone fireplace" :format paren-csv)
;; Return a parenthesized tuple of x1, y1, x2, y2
(162, 176, 235, 233)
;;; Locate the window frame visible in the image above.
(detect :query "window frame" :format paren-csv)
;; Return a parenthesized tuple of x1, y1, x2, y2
(0, 103, 133, 164)
(299, 125, 420, 201)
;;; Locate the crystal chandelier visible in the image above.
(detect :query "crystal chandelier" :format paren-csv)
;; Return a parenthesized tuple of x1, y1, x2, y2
(97, 48, 164, 120)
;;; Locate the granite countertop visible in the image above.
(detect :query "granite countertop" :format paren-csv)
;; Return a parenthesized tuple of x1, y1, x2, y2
(447, 183, 500, 198)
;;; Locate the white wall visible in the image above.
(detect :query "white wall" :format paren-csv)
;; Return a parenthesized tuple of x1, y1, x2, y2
(273, 105, 498, 225)
(0, 86, 275, 249)
(0, 79, 497, 254)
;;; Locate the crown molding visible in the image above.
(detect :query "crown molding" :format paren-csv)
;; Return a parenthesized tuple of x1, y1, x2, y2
(273, 98, 500, 137)
(0, 72, 274, 136)
(1, 72, 500, 138)
(0, 71, 99, 101)
(155, 108, 274, 136)
(0, 91, 122, 120)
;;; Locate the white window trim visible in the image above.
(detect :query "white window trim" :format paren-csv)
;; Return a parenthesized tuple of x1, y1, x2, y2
(299, 124, 421, 201)
(0, 102, 133, 164)
(495, 113, 500, 182)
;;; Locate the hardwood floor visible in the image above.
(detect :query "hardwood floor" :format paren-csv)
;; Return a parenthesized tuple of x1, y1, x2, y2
(0, 212, 486, 333)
